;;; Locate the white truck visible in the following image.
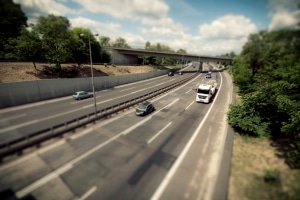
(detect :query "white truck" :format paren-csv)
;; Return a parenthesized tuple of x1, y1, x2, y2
(195, 80, 217, 103)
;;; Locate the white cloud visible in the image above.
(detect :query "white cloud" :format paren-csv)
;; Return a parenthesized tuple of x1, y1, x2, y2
(199, 15, 257, 40)
(268, 0, 300, 30)
(187, 14, 258, 55)
(70, 17, 122, 40)
(13, 0, 77, 21)
(73, 0, 189, 37)
(72, 0, 169, 24)
(13, 0, 248, 55)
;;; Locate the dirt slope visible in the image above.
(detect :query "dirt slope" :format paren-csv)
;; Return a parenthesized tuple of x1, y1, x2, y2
(0, 62, 157, 83)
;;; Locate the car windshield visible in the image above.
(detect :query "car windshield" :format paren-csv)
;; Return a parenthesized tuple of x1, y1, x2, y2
(197, 89, 209, 94)
(138, 103, 148, 109)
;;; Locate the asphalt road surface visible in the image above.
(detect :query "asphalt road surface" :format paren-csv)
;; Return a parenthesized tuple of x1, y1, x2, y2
(0, 64, 196, 144)
(0, 63, 234, 200)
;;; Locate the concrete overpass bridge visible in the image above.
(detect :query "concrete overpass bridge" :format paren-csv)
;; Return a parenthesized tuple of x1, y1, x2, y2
(102, 47, 233, 66)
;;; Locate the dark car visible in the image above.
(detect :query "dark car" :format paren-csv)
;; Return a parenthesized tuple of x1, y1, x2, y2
(205, 72, 211, 78)
(178, 71, 183, 75)
(73, 91, 93, 100)
(168, 71, 174, 76)
(135, 101, 155, 116)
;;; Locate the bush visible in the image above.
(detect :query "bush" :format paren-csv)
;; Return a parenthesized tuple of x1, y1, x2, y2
(41, 65, 79, 78)
(264, 169, 281, 186)
(287, 141, 300, 169)
(228, 103, 269, 137)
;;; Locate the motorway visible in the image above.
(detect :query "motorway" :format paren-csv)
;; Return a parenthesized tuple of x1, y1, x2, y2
(0, 63, 234, 200)
(0, 65, 195, 144)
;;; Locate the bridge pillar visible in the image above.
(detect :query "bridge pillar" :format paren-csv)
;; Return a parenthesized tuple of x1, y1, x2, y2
(111, 49, 138, 65)
(198, 62, 203, 72)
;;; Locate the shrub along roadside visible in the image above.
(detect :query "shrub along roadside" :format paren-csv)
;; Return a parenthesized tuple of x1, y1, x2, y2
(227, 27, 300, 199)
(227, 29, 300, 168)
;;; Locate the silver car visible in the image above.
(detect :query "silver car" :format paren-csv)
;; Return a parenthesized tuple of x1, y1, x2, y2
(73, 91, 93, 100)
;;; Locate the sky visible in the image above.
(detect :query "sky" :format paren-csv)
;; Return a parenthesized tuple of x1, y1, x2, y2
(13, 0, 300, 56)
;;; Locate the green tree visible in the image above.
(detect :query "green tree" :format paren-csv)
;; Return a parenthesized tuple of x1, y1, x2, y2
(0, 0, 27, 58)
(228, 29, 300, 138)
(33, 14, 72, 70)
(69, 27, 91, 68)
(177, 48, 187, 54)
(99, 36, 111, 46)
(6, 27, 42, 70)
(112, 37, 130, 48)
(145, 41, 151, 49)
(99, 36, 112, 63)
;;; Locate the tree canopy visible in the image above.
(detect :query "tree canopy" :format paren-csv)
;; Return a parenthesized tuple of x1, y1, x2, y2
(228, 29, 300, 139)
(33, 15, 72, 69)
(0, 0, 27, 58)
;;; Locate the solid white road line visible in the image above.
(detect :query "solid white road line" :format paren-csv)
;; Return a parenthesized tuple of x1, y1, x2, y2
(13, 74, 202, 198)
(185, 101, 194, 110)
(0, 113, 26, 122)
(15, 97, 179, 197)
(0, 120, 38, 134)
(0, 97, 71, 114)
(120, 87, 135, 92)
(1, 104, 93, 134)
(16, 164, 73, 198)
(150, 72, 223, 200)
(78, 186, 97, 200)
(147, 122, 172, 144)
(185, 89, 193, 94)
(16, 132, 122, 198)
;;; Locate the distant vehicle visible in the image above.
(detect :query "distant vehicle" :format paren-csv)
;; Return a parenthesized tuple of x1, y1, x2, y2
(196, 80, 217, 103)
(205, 72, 211, 78)
(135, 101, 155, 116)
(73, 91, 93, 100)
(168, 71, 174, 76)
(178, 71, 183, 75)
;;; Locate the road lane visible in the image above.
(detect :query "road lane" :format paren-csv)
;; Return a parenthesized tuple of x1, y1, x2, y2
(0, 71, 206, 199)
(0, 73, 194, 143)
(0, 64, 232, 200)
(151, 70, 233, 200)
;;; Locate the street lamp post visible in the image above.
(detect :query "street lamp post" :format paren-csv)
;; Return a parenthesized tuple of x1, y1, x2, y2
(198, 56, 201, 72)
(81, 33, 98, 118)
(181, 55, 184, 70)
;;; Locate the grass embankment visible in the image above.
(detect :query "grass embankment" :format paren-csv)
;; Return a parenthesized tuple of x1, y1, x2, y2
(229, 134, 300, 200)
(228, 80, 300, 200)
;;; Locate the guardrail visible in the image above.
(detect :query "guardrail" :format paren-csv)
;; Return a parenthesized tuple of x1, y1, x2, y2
(0, 73, 198, 161)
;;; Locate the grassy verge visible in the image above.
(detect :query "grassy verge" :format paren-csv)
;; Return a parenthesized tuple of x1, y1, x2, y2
(228, 134, 300, 200)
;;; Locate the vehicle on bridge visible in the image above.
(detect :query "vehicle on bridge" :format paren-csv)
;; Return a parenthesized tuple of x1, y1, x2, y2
(196, 80, 217, 103)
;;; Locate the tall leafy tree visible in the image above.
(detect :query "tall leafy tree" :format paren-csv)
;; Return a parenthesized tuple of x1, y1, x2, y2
(33, 14, 72, 70)
(0, 0, 27, 58)
(69, 27, 91, 68)
(99, 36, 112, 63)
(99, 36, 111, 46)
(177, 48, 187, 54)
(112, 37, 130, 48)
(6, 27, 43, 70)
(145, 41, 151, 49)
(228, 29, 300, 138)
